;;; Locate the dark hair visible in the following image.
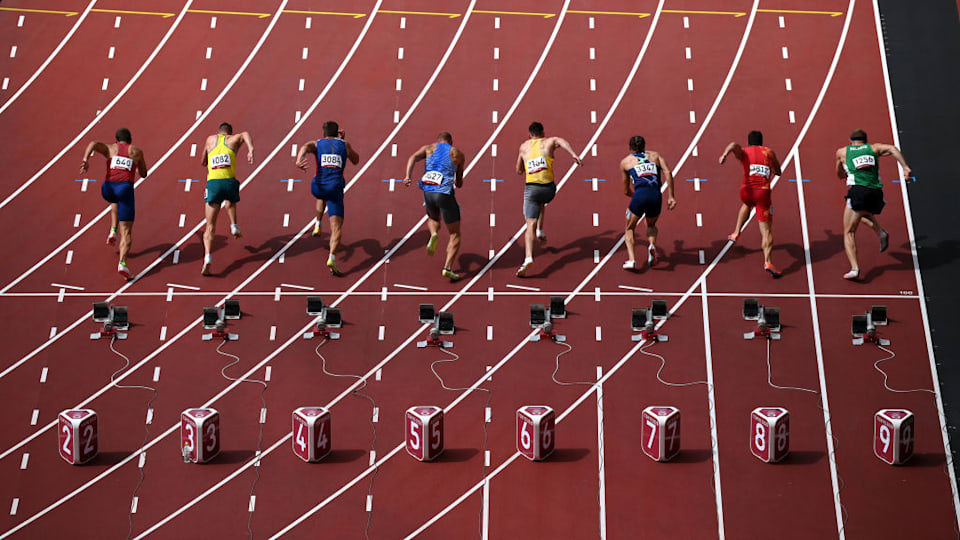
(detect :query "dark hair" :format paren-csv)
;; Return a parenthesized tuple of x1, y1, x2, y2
(437, 131, 453, 143)
(528, 122, 544, 137)
(747, 131, 763, 146)
(115, 128, 132, 143)
(629, 136, 646, 153)
(850, 129, 867, 142)
(322, 121, 340, 137)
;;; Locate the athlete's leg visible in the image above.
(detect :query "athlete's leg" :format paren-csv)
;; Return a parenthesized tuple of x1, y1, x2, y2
(646, 216, 659, 247)
(624, 213, 641, 263)
(203, 203, 221, 257)
(842, 206, 862, 272)
(118, 221, 133, 264)
(536, 205, 546, 241)
(329, 215, 343, 255)
(313, 199, 327, 236)
(427, 216, 441, 237)
(524, 218, 538, 260)
(444, 221, 461, 271)
(859, 214, 881, 233)
(224, 200, 242, 238)
(110, 203, 119, 230)
(731, 203, 750, 239)
(759, 221, 774, 265)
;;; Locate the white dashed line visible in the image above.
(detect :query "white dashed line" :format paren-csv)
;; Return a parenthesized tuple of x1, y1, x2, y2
(283, 213, 290, 227)
(200, 78, 207, 91)
(65, 251, 73, 265)
(488, 249, 495, 259)
(590, 110, 597, 123)
(779, 15, 785, 28)
(39, 368, 48, 383)
(491, 144, 497, 157)
(505, 284, 539, 292)
(1, 78, 8, 91)
(785, 78, 792, 91)
(685, 47, 691, 60)
(10, 498, 19, 516)
(594, 287, 601, 301)
(683, 16, 689, 28)
(699, 249, 705, 264)
(101, 78, 108, 91)
(305, 17, 312, 29)
(488, 287, 494, 301)
(378, 326, 384, 341)
(393, 110, 400, 123)
(369, 451, 376, 466)
(588, 16, 595, 29)
(57, 289, 64, 303)
(693, 145, 698, 157)
(381, 287, 388, 301)
(487, 326, 493, 341)
(492, 111, 498, 124)
(376, 369, 382, 381)
(397, 47, 404, 60)
(195, 110, 201, 120)
(592, 213, 599, 227)
(391, 144, 397, 157)
(395, 78, 402, 91)
(485, 450, 490, 466)
(687, 78, 694, 91)
(210, 16, 217, 29)
(593, 249, 600, 263)
(489, 213, 496, 227)
(589, 47, 595, 60)
(49, 327, 56, 339)
(592, 177, 599, 191)
(20, 453, 28, 470)
(114, 16, 121, 28)
(493, 47, 499, 60)
(492, 79, 499, 91)
(166, 288, 173, 302)
(172, 250, 180, 264)
(178, 214, 186, 228)
(689, 111, 696, 123)
(274, 287, 281, 302)
(595, 326, 602, 341)
(789, 110, 796, 124)
(298, 79, 304, 91)
(153, 367, 161, 382)
(73, 214, 81, 227)
(386, 213, 392, 227)
(302, 47, 308, 60)
(159, 326, 167, 341)
(190, 144, 197, 157)
(17, 15, 25, 27)
(279, 253, 285, 264)
(291, 144, 298, 157)
(269, 326, 276, 341)
(265, 366, 272, 381)
(591, 144, 597, 157)
(589, 79, 596, 91)
(494, 16, 500, 29)
(400, 16, 406, 29)
(108, 46, 115, 59)
(30, 410, 38, 426)
(696, 213, 703, 227)
(782, 46, 789, 59)
(205, 47, 212, 59)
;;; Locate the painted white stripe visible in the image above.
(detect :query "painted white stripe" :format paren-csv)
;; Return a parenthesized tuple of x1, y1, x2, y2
(685, 47, 691, 59)
(1, 78, 7, 90)
(785, 78, 792, 91)
(789, 110, 796, 123)
(375, 369, 381, 382)
(178, 214, 185, 228)
(491, 110, 498, 124)
(30, 410, 38, 426)
(381, 287, 388, 301)
(108, 46, 115, 59)
(494, 15, 500, 28)
(400, 16, 406, 29)
(17, 15, 24, 27)
(305, 17, 312, 29)
(505, 284, 540, 292)
(488, 287, 494, 301)
(365, 495, 373, 512)
(386, 213, 392, 227)
(301, 47, 308, 60)
(159, 326, 167, 341)
(172, 250, 180, 264)
(592, 213, 599, 226)
(283, 213, 290, 227)
(590, 78, 596, 91)
(589, 47, 596, 60)
(153, 367, 160, 382)
(493, 47, 499, 59)
(699, 281, 725, 538)
(779, 15, 785, 28)
(392, 283, 427, 291)
(378, 326, 384, 340)
(688, 78, 694, 91)
(10, 498, 19, 516)
(593, 249, 600, 263)
(280, 283, 314, 291)
(397, 47, 404, 59)
(73, 214, 81, 227)
(595, 287, 601, 302)
(872, 0, 960, 526)
(596, 365, 607, 538)
(689, 110, 696, 123)
(485, 407, 491, 423)
(65, 251, 73, 265)
(589, 16, 595, 28)
(482, 479, 490, 539)
(595, 326, 602, 341)
(146, 409, 153, 425)
(369, 451, 376, 466)
(489, 213, 495, 227)
(269, 326, 276, 341)
(20, 453, 29, 470)
(699, 250, 705, 264)
(618, 285, 653, 292)
(260, 408, 267, 424)
(391, 144, 397, 157)
(683, 16, 689, 28)
(298, 78, 304, 91)
(393, 110, 399, 123)
(205, 47, 212, 59)
(39, 368, 47, 383)
(57, 289, 65, 303)
(782, 46, 789, 59)
(591, 110, 597, 123)
(101, 78, 108, 91)
(166, 288, 173, 302)
(200, 78, 207, 91)
(696, 213, 702, 227)
(166, 283, 200, 291)
(274, 287, 281, 302)
(486, 326, 493, 341)
(115, 16, 122, 28)
(264, 367, 271, 382)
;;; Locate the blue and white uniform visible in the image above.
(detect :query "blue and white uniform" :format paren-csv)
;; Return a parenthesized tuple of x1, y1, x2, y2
(311, 138, 348, 218)
(419, 142, 461, 223)
(626, 152, 662, 219)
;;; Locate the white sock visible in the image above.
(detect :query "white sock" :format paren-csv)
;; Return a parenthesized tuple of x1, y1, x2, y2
(328, 254, 336, 261)
(536, 229, 546, 237)
(524, 257, 533, 264)
(230, 224, 240, 234)
(204, 254, 212, 264)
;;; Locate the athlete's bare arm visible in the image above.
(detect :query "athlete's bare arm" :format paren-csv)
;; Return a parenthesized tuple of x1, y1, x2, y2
(295, 141, 318, 171)
(403, 144, 432, 186)
(453, 147, 465, 188)
(227, 132, 254, 164)
(620, 156, 633, 197)
(550, 137, 583, 166)
(769, 151, 783, 177)
(718, 142, 744, 164)
(872, 143, 912, 179)
(338, 130, 359, 165)
(835, 147, 847, 179)
(80, 141, 110, 174)
(130, 145, 148, 179)
(652, 151, 677, 210)
(200, 134, 217, 168)
(516, 141, 528, 175)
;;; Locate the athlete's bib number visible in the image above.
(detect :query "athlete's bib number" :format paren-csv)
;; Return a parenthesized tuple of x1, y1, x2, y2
(210, 153, 232, 170)
(111, 155, 134, 171)
(421, 170, 444, 186)
(852, 155, 876, 170)
(633, 162, 658, 177)
(320, 154, 343, 169)
(526, 156, 547, 174)
(749, 164, 771, 178)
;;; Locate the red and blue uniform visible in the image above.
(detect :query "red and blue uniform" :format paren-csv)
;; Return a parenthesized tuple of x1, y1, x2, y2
(738, 145, 774, 222)
(101, 143, 136, 221)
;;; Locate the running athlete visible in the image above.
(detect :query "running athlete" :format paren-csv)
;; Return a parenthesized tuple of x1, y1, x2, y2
(515, 122, 582, 277)
(835, 129, 911, 280)
(719, 130, 783, 278)
(295, 121, 359, 276)
(80, 128, 148, 280)
(403, 132, 466, 281)
(200, 122, 254, 276)
(620, 136, 676, 270)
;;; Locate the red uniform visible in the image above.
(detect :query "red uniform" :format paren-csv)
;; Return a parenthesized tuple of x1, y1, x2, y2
(738, 145, 774, 222)
(105, 143, 136, 183)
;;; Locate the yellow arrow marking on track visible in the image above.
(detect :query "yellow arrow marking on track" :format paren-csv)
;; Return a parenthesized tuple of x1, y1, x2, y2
(90, 8, 176, 18)
(473, 10, 555, 18)
(187, 9, 272, 18)
(378, 10, 461, 18)
(662, 9, 747, 17)
(758, 9, 843, 17)
(0, 7, 79, 16)
(568, 10, 651, 18)
(283, 10, 366, 18)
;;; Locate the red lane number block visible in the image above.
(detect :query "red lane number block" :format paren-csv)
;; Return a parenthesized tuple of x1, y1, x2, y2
(751, 407, 790, 463)
(517, 406, 555, 461)
(641, 406, 680, 462)
(292, 407, 331, 462)
(875, 409, 914, 465)
(58, 409, 98, 465)
(181, 408, 221, 464)
(406, 406, 443, 462)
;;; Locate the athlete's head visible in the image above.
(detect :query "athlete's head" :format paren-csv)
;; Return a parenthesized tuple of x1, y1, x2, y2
(322, 121, 340, 137)
(218, 122, 233, 135)
(437, 132, 453, 143)
(629, 136, 646, 153)
(748, 131, 763, 146)
(850, 129, 868, 142)
(528, 122, 544, 138)
(115, 128, 132, 143)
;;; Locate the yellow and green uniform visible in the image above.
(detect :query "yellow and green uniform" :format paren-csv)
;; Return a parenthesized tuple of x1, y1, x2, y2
(524, 139, 555, 184)
(205, 134, 240, 204)
(843, 144, 881, 189)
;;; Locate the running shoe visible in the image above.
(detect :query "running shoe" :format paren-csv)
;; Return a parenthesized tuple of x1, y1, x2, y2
(727, 232, 739, 243)
(647, 246, 659, 267)
(106, 231, 117, 246)
(118, 262, 132, 280)
(764, 262, 782, 278)
(843, 268, 860, 280)
(312, 225, 322, 237)
(442, 268, 461, 281)
(536, 229, 547, 243)
(516, 258, 534, 277)
(231, 224, 242, 239)
(622, 260, 637, 271)
(201, 261, 212, 276)
(426, 234, 439, 256)
(327, 257, 343, 277)
(879, 229, 889, 252)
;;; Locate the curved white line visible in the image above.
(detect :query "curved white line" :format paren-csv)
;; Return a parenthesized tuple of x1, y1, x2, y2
(0, 1, 98, 115)
(0, 1, 195, 210)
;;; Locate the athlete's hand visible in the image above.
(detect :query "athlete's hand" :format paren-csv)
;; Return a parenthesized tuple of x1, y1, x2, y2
(403, 176, 411, 187)
(573, 156, 583, 167)
(667, 197, 677, 210)
(294, 157, 308, 171)
(718, 155, 726, 165)
(902, 166, 913, 181)
(247, 150, 254, 165)
(338, 130, 346, 139)
(80, 160, 89, 175)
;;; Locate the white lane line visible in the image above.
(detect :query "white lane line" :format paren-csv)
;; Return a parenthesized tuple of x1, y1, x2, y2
(393, 110, 399, 123)
(398, 47, 403, 59)
(386, 213, 392, 227)
(375, 369, 382, 382)
(115, 16, 121, 28)
(274, 287, 281, 302)
(372, 408, 379, 423)
(65, 251, 73, 265)
(301, 48, 308, 60)
(108, 47, 115, 59)
(589, 47, 595, 60)
(505, 284, 540, 292)
(298, 78, 304, 91)
(131, 497, 139, 514)
(200, 78, 207, 91)
(590, 110, 597, 123)
(380, 287, 388, 301)
(30, 410, 38, 426)
(493, 47, 499, 60)
(153, 367, 160, 382)
(689, 110, 696, 123)
(50, 283, 83, 291)
(685, 46, 691, 59)
(73, 214, 81, 227)
(159, 327, 167, 341)
(57, 289, 65, 303)
(696, 213, 702, 227)
(392, 283, 427, 291)
(2, 78, 9, 91)
(10, 498, 18, 516)
(593, 249, 599, 263)
(101, 78, 108, 91)
(494, 16, 500, 28)
(205, 47, 212, 59)
(595, 326, 601, 341)
(688, 78, 693, 91)
(789, 110, 796, 123)
(0, 1, 195, 209)
(39, 368, 47, 383)
(249, 495, 256, 512)
(482, 478, 490, 538)
(595, 287, 601, 302)
(305, 17, 311, 29)
(485, 407, 491, 423)
(190, 144, 197, 157)
(779, 15, 785, 28)
(166, 283, 200, 291)
(172, 250, 180, 264)
(592, 212, 599, 226)
(178, 214, 186, 228)
(269, 326, 276, 341)
(683, 16, 689, 28)
(210, 15, 216, 28)
(590, 78, 596, 91)
(700, 280, 725, 539)
(489, 213, 495, 227)
(872, 0, 960, 526)
(618, 285, 653, 292)
(588, 16, 595, 29)
(486, 326, 493, 341)
(283, 213, 289, 227)
(17, 15, 24, 27)
(785, 78, 792, 91)
(492, 78, 499, 91)
(280, 283, 313, 291)
(291, 144, 297, 157)
(699, 249, 705, 264)
(391, 144, 397, 157)
(369, 451, 376, 466)
(596, 365, 607, 538)
(260, 409, 267, 424)
(782, 46, 789, 59)
(146, 409, 153, 425)
(20, 453, 28, 470)
(378, 326, 384, 341)
(491, 143, 497, 157)
(139, 453, 146, 468)
(400, 16, 406, 29)
(264, 366, 271, 382)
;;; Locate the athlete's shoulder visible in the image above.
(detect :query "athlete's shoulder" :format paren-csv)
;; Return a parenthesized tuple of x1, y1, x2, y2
(128, 144, 144, 157)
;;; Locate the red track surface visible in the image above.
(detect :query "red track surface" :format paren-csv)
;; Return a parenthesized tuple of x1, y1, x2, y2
(0, 1, 956, 538)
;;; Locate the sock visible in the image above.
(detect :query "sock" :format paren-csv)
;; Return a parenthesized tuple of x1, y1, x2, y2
(119, 260, 127, 267)
(328, 254, 336, 261)
(230, 224, 239, 234)
(524, 257, 533, 264)
(204, 254, 212, 264)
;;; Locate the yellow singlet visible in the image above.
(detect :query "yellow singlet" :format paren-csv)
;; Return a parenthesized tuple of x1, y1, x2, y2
(524, 138, 555, 184)
(207, 134, 237, 180)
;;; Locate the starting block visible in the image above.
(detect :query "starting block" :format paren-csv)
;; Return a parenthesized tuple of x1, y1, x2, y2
(181, 408, 221, 463)
(528, 321, 565, 343)
(405, 406, 444, 461)
(90, 321, 128, 341)
(292, 407, 332, 462)
(750, 407, 790, 463)
(641, 406, 681, 462)
(58, 409, 99, 465)
(517, 406, 555, 461)
(417, 328, 453, 348)
(875, 409, 914, 465)
(303, 322, 340, 340)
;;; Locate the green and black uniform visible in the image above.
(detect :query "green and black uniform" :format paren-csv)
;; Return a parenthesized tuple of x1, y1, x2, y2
(843, 144, 885, 214)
